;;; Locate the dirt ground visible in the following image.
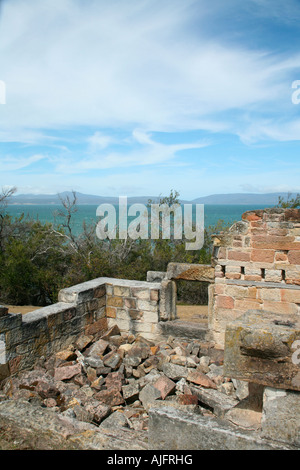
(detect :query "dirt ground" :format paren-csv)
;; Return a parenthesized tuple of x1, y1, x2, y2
(176, 304, 208, 324)
(2, 305, 41, 315)
(3, 303, 208, 324)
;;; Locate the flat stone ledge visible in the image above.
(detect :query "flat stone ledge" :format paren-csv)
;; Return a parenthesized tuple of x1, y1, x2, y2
(223, 279, 300, 290)
(58, 277, 161, 303)
(148, 407, 293, 450)
(147, 271, 167, 282)
(22, 302, 77, 323)
(158, 320, 207, 341)
(167, 263, 215, 283)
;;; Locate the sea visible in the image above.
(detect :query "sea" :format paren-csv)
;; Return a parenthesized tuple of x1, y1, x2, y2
(5, 203, 275, 237)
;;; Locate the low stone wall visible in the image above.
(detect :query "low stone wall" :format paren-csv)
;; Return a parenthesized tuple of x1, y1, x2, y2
(0, 277, 166, 379)
(102, 279, 162, 339)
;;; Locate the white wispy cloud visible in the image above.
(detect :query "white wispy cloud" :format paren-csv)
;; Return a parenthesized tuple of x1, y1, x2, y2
(54, 129, 209, 173)
(1, 0, 300, 198)
(0, 0, 298, 140)
(0, 154, 45, 171)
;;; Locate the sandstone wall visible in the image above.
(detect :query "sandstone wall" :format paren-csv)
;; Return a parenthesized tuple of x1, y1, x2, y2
(210, 208, 300, 347)
(0, 277, 164, 378)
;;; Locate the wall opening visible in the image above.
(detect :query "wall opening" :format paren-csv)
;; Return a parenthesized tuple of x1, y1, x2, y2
(175, 279, 209, 326)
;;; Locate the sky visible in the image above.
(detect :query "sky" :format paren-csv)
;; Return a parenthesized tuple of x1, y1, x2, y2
(0, 0, 300, 200)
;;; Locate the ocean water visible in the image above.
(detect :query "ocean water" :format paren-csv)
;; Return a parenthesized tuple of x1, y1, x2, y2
(5, 203, 275, 237)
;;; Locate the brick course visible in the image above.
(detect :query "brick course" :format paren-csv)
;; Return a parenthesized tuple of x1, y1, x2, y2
(211, 208, 300, 347)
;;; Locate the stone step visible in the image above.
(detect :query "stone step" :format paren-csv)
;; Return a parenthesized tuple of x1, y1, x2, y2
(158, 320, 208, 341)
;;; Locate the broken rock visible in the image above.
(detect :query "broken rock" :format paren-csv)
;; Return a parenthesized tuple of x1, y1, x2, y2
(161, 363, 188, 381)
(54, 364, 82, 382)
(95, 388, 125, 407)
(139, 383, 161, 412)
(187, 370, 217, 389)
(153, 375, 176, 400)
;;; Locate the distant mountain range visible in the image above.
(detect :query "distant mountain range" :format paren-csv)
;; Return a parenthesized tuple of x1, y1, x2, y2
(6, 191, 298, 205)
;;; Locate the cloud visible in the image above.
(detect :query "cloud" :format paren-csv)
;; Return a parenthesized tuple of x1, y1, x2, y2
(1, 0, 300, 198)
(0, 154, 45, 171)
(0, 0, 298, 139)
(54, 129, 209, 173)
(87, 132, 114, 151)
(238, 118, 300, 144)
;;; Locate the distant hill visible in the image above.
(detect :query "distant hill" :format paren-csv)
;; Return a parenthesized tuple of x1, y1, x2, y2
(191, 192, 296, 205)
(7, 191, 297, 205)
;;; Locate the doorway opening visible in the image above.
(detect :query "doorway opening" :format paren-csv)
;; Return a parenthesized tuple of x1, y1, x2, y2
(175, 280, 209, 327)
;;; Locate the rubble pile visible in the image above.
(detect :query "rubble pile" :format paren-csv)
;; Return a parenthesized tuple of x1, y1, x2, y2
(0, 325, 245, 432)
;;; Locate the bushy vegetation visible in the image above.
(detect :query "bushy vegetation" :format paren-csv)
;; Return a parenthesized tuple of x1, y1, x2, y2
(277, 193, 300, 209)
(0, 188, 228, 307)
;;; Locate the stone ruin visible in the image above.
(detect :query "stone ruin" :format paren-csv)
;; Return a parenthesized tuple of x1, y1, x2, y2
(0, 207, 299, 450)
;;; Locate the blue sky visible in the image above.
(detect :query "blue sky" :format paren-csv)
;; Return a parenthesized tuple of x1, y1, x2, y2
(0, 0, 300, 200)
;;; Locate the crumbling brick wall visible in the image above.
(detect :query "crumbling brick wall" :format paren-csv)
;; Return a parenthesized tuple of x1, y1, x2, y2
(210, 208, 300, 347)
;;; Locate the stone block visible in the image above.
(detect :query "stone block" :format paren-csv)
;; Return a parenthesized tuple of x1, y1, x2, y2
(186, 370, 217, 389)
(224, 310, 300, 391)
(54, 363, 82, 382)
(136, 300, 157, 312)
(0, 313, 22, 333)
(153, 375, 176, 399)
(88, 338, 109, 357)
(122, 382, 140, 402)
(281, 288, 300, 304)
(159, 280, 177, 321)
(261, 387, 300, 447)
(252, 235, 300, 251)
(262, 300, 298, 315)
(225, 285, 249, 299)
(124, 298, 137, 309)
(147, 271, 166, 282)
(161, 362, 188, 381)
(166, 262, 215, 282)
(106, 307, 116, 318)
(94, 388, 125, 407)
(113, 285, 131, 297)
(257, 288, 281, 302)
(142, 311, 159, 323)
(227, 250, 251, 262)
(264, 269, 282, 283)
(106, 296, 124, 308)
(190, 386, 238, 418)
(139, 383, 162, 411)
(150, 289, 159, 302)
(216, 295, 234, 309)
(148, 407, 288, 450)
(131, 288, 150, 300)
(288, 250, 300, 265)
(275, 252, 288, 263)
(85, 317, 108, 336)
(251, 249, 275, 263)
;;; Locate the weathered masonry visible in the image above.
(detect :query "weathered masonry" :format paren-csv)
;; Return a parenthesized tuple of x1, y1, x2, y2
(1, 207, 300, 379)
(0, 278, 164, 379)
(1, 207, 300, 450)
(210, 207, 300, 347)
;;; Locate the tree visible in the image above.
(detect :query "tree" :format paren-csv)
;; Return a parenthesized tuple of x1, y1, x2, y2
(277, 193, 300, 209)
